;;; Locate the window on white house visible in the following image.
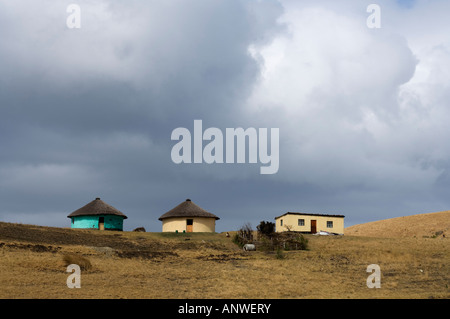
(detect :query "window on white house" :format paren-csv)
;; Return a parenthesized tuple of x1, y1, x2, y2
(327, 221, 333, 228)
(280, 219, 283, 226)
(298, 219, 305, 226)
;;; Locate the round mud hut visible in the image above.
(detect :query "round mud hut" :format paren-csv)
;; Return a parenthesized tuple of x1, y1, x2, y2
(159, 199, 219, 233)
(67, 197, 127, 231)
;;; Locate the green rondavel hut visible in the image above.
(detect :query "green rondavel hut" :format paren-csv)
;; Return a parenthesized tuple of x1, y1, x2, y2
(67, 197, 127, 231)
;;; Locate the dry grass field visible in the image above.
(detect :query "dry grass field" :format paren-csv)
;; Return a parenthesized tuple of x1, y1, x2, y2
(0, 213, 449, 299)
(346, 211, 450, 238)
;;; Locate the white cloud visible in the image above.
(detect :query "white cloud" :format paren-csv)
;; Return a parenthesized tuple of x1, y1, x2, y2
(245, 0, 449, 195)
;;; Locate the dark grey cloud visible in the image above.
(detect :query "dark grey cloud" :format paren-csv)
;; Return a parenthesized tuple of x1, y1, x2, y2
(0, 0, 285, 231)
(1, 0, 450, 232)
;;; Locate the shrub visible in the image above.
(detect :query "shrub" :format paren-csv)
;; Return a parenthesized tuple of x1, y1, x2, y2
(272, 232, 309, 251)
(288, 234, 309, 250)
(275, 248, 285, 259)
(256, 221, 275, 238)
(258, 236, 274, 251)
(233, 223, 254, 248)
(232, 232, 244, 248)
(62, 253, 92, 271)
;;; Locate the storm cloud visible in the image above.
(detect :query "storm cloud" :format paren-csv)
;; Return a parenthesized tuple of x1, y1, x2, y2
(1, 0, 450, 231)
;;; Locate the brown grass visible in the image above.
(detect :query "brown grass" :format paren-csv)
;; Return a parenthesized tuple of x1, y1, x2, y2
(62, 254, 92, 271)
(346, 211, 450, 238)
(0, 219, 449, 299)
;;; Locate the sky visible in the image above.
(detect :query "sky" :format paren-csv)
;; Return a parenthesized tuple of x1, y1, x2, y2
(0, 0, 449, 232)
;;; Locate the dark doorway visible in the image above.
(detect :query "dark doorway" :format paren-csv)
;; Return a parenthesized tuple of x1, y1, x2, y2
(186, 219, 193, 232)
(311, 220, 317, 234)
(99, 217, 105, 230)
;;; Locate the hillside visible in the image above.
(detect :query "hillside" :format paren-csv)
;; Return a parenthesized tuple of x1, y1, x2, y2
(0, 221, 449, 299)
(345, 211, 450, 238)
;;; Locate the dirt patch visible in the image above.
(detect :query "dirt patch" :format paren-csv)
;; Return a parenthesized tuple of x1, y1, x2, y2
(0, 222, 148, 251)
(115, 250, 178, 260)
(329, 254, 351, 265)
(0, 242, 61, 253)
(196, 253, 247, 263)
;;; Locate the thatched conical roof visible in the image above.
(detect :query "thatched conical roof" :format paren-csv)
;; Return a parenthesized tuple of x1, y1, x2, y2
(67, 198, 128, 219)
(159, 199, 219, 221)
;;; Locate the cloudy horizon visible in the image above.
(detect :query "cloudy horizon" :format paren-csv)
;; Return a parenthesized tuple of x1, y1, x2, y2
(1, 0, 450, 232)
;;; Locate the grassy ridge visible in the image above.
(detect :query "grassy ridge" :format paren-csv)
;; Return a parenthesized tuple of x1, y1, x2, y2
(345, 211, 450, 238)
(0, 220, 449, 299)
